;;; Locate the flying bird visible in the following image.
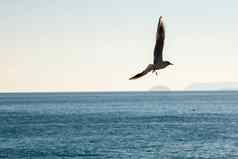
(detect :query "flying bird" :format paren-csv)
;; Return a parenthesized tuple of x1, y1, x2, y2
(129, 16, 173, 80)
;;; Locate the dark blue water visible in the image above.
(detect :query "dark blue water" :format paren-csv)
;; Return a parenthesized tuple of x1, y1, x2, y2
(1, 91, 238, 158)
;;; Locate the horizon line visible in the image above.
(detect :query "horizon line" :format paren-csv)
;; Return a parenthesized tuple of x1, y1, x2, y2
(0, 90, 238, 94)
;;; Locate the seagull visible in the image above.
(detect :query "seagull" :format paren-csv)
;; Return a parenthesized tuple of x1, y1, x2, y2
(129, 16, 173, 80)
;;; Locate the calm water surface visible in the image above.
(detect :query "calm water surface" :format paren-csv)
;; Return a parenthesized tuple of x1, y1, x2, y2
(1, 91, 238, 158)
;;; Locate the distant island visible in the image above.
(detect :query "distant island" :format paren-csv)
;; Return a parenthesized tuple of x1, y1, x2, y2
(149, 85, 170, 92)
(185, 82, 238, 91)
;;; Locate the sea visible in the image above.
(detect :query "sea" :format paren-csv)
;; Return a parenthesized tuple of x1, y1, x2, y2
(1, 91, 238, 158)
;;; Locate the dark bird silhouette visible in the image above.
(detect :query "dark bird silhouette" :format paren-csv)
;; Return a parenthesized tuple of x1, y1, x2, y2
(129, 16, 173, 80)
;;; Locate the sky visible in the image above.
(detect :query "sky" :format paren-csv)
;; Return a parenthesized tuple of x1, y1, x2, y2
(1, 0, 238, 92)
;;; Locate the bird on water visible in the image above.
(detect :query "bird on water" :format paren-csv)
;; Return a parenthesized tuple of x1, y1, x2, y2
(129, 16, 173, 80)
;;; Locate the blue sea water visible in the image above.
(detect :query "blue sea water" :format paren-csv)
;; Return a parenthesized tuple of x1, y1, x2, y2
(1, 91, 238, 158)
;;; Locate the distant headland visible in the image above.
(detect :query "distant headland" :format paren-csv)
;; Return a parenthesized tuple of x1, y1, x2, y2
(149, 85, 170, 92)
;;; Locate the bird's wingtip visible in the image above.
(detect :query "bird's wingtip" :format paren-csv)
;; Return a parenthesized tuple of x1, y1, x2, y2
(129, 76, 138, 80)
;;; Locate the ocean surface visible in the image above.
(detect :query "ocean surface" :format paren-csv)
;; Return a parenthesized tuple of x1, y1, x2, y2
(1, 91, 238, 158)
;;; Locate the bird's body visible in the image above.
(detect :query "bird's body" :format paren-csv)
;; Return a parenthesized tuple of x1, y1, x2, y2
(129, 16, 173, 80)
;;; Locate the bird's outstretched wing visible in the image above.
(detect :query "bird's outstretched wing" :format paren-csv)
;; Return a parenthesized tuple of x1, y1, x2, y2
(153, 16, 165, 65)
(129, 64, 154, 80)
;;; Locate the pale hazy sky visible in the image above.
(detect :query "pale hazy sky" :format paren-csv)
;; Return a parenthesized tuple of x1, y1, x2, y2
(1, 0, 238, 92)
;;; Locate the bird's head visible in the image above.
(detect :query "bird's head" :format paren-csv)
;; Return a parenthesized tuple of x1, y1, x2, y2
(159, 16, 163, 23)
(164, 61, 173, 67)
(159, 16, 164, 26)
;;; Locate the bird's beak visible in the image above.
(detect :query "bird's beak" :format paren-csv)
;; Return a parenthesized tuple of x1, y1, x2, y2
(170, 63, 174, 65)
